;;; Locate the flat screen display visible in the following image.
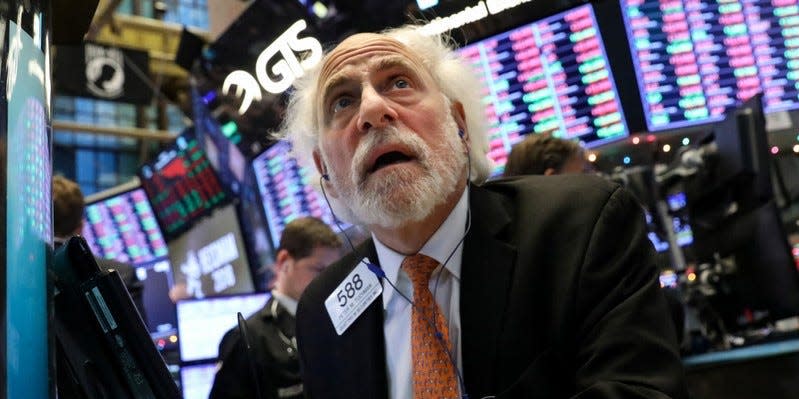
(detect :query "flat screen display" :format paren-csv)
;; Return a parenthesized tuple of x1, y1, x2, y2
(192, 89, 246, 196)
(646, 192, 694, 252)
(135, 260, 178, 348)
(176, 292, 269, 362)
(252, 141, 348, 248)
(621, 0, 799, 131)
(168, 205, 254, 300)
(82, 185, 169, 266)
(180, 362, 218, 399)
(139, 128, 230, 240)
(237, 162, 275, 285)
(458, 4, 630, 175)
(3, 18, 51, 398)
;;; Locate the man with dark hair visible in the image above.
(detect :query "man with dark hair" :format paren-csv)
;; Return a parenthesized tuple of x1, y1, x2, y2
(210, 217, 343, 399)
(51, 175, 145, 318)
(503, 134, 590, 177)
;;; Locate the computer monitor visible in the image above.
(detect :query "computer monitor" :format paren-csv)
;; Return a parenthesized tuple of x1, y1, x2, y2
(2, 18, 51, 397)
(620, 0, 799, 131)
(168, 204, 255, 300)
(646, 192, 694, 253)
(252, 141, 350, 248)
(135, 260, 179, 350)
(179, 362, 219, 399)
(688, 94, 772, 217)
(176, 292, 269, 362)
(457, 3, 630, 175)
(192, 88, 247, 196)
(139, 128, 231, 240)
(237, 161, 276, 288)
(82, 180, 169, 266)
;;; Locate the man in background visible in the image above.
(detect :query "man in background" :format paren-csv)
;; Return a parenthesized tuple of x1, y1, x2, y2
(209, 217, 343, 399)
(503, 134, 590, 177)
(52, 175, 145, 319)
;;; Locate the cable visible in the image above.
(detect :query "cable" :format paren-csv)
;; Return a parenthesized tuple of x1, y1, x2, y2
(318, 134, 473, 399)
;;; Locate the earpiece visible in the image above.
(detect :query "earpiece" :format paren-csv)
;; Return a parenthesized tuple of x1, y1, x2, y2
(321, 163, 330, 181)
(458, 129, 465, 139)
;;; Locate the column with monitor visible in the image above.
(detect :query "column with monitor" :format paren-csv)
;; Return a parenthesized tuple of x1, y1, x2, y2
(1, 3, 53, 397)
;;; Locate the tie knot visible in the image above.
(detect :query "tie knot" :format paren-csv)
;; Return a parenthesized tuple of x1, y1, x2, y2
(401, 253, 440, 286)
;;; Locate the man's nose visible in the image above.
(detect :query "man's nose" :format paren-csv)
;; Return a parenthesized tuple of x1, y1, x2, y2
(357, 86, 398, 132)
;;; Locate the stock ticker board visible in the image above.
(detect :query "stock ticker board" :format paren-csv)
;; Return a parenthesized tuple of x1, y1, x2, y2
(622, 0, 799, 131)
(140, 131, 229, 240)
(252, 141, 347, 248)
(458, 4, 630, 174)
(82, 187, 169, 265)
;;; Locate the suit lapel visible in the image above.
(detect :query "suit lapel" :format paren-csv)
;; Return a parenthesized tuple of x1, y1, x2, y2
(460, 184, 517, 397)
(338, 240, 389, 399)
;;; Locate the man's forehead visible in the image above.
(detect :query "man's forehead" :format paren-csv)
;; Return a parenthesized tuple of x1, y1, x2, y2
(318, 33, 428, 89)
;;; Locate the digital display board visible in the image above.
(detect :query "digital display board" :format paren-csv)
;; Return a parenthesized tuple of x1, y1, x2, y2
(168, 205, 254, 300)
(458, 4, 629, 174)
(140, 129, 229, 240)
(253, 141, 347, 248)
(3, 18, 51, 398)
(622, 0, 799, 131)
(82, 185, 169, 265)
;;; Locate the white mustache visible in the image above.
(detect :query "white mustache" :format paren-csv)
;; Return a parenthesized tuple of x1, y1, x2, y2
(350, 126, 429, 185)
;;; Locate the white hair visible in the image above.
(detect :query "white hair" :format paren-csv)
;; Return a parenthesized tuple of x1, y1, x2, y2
(278, 25, 493, 185)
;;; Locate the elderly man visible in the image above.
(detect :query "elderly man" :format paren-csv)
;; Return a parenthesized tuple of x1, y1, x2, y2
(281, 26, 687, 399)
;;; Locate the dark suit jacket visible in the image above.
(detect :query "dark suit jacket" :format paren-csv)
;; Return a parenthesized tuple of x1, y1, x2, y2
(296, 175, 688, 398)
(210, 296, 303, 399)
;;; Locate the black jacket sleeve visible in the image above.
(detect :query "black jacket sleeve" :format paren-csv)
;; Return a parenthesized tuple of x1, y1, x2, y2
(572, 186, 688, 398)
(209, 327, 280, 399)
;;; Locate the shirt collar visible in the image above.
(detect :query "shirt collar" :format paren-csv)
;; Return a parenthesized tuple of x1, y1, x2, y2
(271, 290, 298, 316)
(373, 187, 469, 309)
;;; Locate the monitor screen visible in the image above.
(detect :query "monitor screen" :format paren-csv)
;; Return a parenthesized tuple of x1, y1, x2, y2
(82, 183, 169, 266)
(176, 292, 269, 362)
(458, 3, 630, 175)
(180, 362, 218, 399)
(192, 89, 247, 196)
(3, 18, 51, 397)
(237, 162, 275, 287)
(135, 260, 178, 349)
(168, 205, 255, 300)
(645, 192, 694, 252)
(139, 128, 230, 240)
(621, 0, 799, 131)
(253, 141, 348, 248)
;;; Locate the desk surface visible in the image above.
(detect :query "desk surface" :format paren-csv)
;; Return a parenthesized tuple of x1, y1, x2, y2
(683, 338, 799, 368)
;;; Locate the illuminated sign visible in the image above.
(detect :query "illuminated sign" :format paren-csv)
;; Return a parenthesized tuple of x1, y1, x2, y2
(420, 0, 535, 36)
(223, 19, 322, 114)
(417, 0, 439, 10)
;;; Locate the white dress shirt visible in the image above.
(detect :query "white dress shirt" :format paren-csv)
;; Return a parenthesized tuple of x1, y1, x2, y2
(271, 290, 298, 316)
(374, 188, 468, 399)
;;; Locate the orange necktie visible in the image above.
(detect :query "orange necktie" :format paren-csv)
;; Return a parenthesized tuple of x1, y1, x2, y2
(401, 254, 460, 399)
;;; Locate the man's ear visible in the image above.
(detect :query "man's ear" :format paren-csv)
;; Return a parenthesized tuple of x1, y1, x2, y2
(313, 149, 339, 198)
(450, 100, 469, 148)
(274, 249, 292, 273)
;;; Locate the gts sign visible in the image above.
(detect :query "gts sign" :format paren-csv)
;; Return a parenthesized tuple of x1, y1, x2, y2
(223, 20, 322, 114)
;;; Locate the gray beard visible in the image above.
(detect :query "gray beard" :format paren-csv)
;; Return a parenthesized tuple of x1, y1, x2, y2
(325, 116, 466, 229)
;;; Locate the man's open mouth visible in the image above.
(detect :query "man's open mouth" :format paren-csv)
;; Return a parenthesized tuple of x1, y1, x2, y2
(369, 151, 414, 173)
